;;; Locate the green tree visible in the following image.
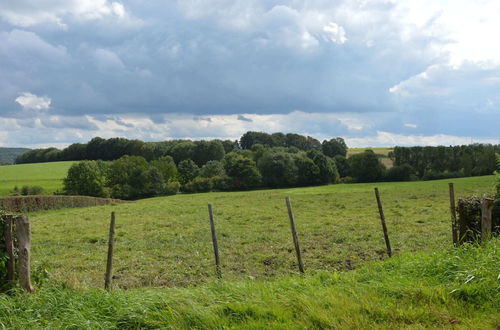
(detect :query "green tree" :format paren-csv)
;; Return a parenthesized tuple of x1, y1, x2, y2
(223, 152, 261, 190)
(200, 160, 225, 178)
(177, 159, 200, 185)
(322, 138, 347, 157)
(63, 160, 109, 197)
(193, 140, 225, 166)
(257, 152, 298, 187)
(347, 150, 386, 182)
(293, 153, 320, 186)
(107, 155, 150, 199)
(151, 156, 178, 182)
(307, 149, 339, 184)
(334, 155, 350, 178)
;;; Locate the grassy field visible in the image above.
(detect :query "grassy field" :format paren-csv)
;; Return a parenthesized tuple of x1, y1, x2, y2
(1, 239, 498, 328)
(0, 161, 74, 196)
(1, 175, 498, 328)
(27, 175, 495, 289)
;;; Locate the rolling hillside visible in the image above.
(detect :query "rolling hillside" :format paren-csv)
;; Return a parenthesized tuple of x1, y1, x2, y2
(0, 161, 74, 196)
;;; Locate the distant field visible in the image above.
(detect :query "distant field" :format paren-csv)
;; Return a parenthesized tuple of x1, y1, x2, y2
(28, 175, 494, 289)
(0, 161, 74, 196)
(347, 147, 393, 168)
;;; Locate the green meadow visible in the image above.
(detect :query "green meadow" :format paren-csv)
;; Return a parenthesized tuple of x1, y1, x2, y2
(0, 161, 74, 196)
(1, 164, 498, 328)
(28, 175, 494, 288)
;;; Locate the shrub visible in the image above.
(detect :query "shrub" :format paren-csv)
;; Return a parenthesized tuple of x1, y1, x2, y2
(164, 181, 180, 196)
(384, 164, 414, 182)
(183, 177, 213, 193)
(21, 185, 45, 195)
(211, 175, 232, 191)
(422, 171, 463, 181)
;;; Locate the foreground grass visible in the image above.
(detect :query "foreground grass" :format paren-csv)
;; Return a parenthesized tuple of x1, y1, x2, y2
(1, 239, 498, 329)
(0, 161, 74, 196)
(28, 176, 495, 288)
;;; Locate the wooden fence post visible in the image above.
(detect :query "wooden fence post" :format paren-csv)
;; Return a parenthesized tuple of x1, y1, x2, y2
(448, 183, 458, 245)
(104, 212, 116, 290)
(285, 197, 305, 274)
(15, 215, 33, 293)
(208, 204, 222, 279)
(481, 196, 494, 243)
(3, 214, 15, 281)
(374, 188, 392, 257)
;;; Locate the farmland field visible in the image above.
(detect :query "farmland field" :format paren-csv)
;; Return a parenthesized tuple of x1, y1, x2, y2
(28, 175, 494, 288)
(0, 161, 74, 196)
(2, 175, 499, 329)
(347, 147, 394, 168)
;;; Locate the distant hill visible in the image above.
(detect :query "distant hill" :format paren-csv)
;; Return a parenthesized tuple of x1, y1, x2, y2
(0, 147, 31, 165)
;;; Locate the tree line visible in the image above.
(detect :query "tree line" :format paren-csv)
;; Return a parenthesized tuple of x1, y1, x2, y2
(390, 144, 500, 180)
(15, 132, 500, 200)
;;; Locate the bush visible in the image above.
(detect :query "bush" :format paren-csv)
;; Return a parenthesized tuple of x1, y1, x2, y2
(211, 175, 232, 191)
(422, 171, 463, 181)
(384, 164, 414, 182)
(183, 177, 213, 193)
(338, 176, 353, 184)
(21, 185, 45, 195)
(164, 181, 180, 195)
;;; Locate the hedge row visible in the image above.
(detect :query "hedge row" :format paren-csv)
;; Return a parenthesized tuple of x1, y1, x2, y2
(0, 196, 124, 213)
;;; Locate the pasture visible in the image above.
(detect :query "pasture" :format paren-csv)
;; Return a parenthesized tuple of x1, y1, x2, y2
(0, 161, 74, 196)
(28, 175, 494, 289)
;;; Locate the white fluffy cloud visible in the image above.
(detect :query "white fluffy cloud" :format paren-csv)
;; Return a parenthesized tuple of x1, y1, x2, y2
(0, 0, 128, 27)
(15, 92, 51, 110)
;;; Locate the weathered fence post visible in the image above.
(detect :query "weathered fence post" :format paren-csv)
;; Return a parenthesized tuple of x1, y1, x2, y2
(285, 197, 305, 274)
(15, 215, 33, 293)
(208, 204, 222, 278)
(448, 183, 458, 245)
(481, 196, 494, 242)
(104, 212, 116, 290)
(374, 188, 392, 257)
(3, 214, 15, 281)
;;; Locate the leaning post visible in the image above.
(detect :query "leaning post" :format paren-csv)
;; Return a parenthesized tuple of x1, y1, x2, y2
(285, 197, 305, 274)
(208, 204, 222, 279)
(374, 188, 392, 257)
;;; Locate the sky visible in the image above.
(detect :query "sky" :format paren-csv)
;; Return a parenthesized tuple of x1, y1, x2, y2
(0, 0, 499, 148)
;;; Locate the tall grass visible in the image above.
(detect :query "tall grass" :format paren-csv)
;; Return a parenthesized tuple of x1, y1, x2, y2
(0, 239, 498, 329)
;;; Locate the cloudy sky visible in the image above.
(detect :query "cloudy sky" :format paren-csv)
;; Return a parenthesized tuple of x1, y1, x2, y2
(0, 0, 499, 148)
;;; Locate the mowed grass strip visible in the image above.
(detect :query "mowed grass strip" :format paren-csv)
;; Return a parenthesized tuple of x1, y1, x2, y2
(0, 161, 75, 196)
(29, 175, 494, 289)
